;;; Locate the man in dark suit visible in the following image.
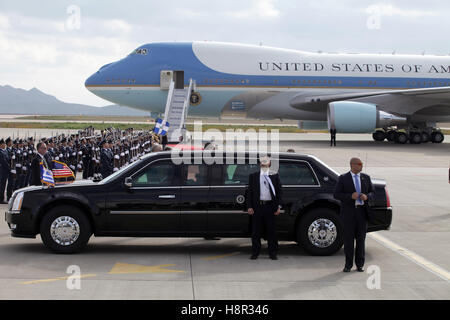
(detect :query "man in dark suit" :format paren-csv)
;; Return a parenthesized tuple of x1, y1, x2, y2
(330, 128, 337, 146)
(30, 142, 50, 186)
(334, 157, 374, 272)
(246, 156, 282, 260)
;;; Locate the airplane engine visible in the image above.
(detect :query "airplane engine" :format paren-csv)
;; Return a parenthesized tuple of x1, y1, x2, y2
(327, 101, 407, 133)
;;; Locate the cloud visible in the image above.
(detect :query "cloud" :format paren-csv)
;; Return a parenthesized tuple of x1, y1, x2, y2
(365, 3, 436, 17)
(0, 13, 10, 29)
(227, 0, 280, 19)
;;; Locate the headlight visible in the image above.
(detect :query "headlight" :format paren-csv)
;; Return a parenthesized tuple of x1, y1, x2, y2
(11, 192, 24, 211)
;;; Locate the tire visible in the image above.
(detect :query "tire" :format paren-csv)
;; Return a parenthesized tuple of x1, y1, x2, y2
(386, 130, 396, 142)
(409, 132, 422, 144)
(297, 208, 343, 256)
(372, 131, 386, 142)
(431, 131, 444, 143)
(39, 205, 92, 254)
(421, 132, 430, 143)
(394, 132, 408, 144)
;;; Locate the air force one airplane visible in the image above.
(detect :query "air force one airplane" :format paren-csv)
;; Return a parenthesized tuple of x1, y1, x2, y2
(85, 41, 450, 144)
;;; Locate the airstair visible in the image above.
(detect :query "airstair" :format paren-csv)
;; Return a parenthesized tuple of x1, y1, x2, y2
(162, 78, 194, 143)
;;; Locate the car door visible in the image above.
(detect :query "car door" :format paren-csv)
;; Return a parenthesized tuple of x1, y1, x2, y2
(105, 159, 182, 234)
(207, 162, 260, 236)
(179, 162, 210, 235)
(276, 160, 321, 234)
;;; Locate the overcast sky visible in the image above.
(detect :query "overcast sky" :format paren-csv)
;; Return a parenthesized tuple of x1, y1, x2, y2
(1, 0, 449, 106)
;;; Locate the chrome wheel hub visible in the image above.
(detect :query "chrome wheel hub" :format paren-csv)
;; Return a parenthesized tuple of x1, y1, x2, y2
(308, 218, 337, 248)
(50, 216, 80, 246)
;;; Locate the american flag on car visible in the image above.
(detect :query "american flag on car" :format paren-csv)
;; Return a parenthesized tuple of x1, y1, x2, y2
(52, 160, 75, 179)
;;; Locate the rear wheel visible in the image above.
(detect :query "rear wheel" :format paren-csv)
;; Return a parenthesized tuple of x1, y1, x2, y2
(297, 208, 343, 256)
(40, 205, 92, 254)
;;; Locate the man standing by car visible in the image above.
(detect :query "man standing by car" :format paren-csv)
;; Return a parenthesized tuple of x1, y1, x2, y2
(334, 157, 374, 272)
(30, 142, 50, 186)
(246, 156, 282, 260)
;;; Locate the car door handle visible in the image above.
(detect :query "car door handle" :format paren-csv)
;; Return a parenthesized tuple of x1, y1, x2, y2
(158, 195, 176, 199)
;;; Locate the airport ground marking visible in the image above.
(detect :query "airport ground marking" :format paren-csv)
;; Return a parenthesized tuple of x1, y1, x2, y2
(201, 251, 241, 261)
(369, 233, 450, 282)
(108, 262, 185, 274)
(20, 274, 97, 285)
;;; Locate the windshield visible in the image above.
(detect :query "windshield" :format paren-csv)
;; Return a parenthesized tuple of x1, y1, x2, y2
(129, 47, 148, 55)
(99, 159, 143, 184)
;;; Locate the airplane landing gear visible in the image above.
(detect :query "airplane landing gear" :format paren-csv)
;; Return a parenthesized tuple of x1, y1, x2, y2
(394, 131, 408, 144)
(372, 127, 445, 144)
(409, 132, 422, 144)
(431, 131, 444, 143)
(372, 130, 386, 142)
(386, 130, 396, 142)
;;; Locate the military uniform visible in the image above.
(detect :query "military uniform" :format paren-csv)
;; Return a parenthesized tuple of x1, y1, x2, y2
(0, 139, 10, 203)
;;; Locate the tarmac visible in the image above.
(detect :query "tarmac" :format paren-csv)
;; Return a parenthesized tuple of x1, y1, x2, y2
(0, 130, 449, 300)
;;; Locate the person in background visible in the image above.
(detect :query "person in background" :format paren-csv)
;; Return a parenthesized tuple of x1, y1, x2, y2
(0, 139, 10, 203)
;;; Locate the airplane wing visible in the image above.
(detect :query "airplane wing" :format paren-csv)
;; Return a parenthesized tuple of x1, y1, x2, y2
(290, 86, 450, 117)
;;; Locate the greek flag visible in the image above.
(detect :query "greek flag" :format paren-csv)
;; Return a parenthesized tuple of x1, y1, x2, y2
(40, 161, 55, 186)
(153, 118, 170, 136)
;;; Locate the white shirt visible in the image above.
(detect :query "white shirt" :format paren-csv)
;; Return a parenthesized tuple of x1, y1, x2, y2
(260, 170, 276, 200)
(351, 172, 364, 205)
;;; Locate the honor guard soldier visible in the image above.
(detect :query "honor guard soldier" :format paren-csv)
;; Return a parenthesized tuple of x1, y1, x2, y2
(0, 139, 10, 203)
(16, 139, 27, 189)
(100, 140, 113, 178)
(81, 139, 91, 179)
(6, 137, 14, 200)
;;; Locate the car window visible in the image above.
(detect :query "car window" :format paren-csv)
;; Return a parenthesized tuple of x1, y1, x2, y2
(132, 161, 176, 187)
(183, 164, 208, 186)
(278, 162, 318, 185)
(223, 164, 259, 185)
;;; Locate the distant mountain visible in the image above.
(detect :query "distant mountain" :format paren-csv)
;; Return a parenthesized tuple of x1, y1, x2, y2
(0, 85, 151, 116)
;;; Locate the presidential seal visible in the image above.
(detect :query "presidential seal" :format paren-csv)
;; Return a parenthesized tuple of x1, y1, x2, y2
(190, 92, 202, 106)
(236, 194, 245, 204)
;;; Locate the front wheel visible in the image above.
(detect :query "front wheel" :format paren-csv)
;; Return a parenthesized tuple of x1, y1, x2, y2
(40, 205, 92, 254)
(297, 208, 343, 256)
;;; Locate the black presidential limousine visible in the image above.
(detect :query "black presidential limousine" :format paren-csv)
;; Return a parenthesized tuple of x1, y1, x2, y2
(5, 151, 392, 255)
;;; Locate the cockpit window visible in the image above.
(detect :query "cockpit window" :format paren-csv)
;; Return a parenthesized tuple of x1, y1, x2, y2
(130, 48, 148, 55)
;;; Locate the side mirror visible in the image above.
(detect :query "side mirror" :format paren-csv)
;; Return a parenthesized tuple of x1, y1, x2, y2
(124, 177, 132, 188)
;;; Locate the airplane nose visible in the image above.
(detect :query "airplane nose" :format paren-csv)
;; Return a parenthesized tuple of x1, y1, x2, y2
(85, 72, 99, 90)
